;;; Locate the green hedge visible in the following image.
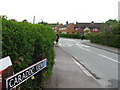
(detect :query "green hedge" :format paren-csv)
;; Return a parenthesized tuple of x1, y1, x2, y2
(89, 34, 120, 48)
(60, 33, 86, 39)
(2, 18, 56, 88)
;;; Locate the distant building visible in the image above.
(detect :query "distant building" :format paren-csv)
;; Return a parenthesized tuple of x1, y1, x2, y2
(59, 22, 75, 34)
(52, 21, 104, 34)
(74, 21, 104, 34)
(52, 24, 63, 33)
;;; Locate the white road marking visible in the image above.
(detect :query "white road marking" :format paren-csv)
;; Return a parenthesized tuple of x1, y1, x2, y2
(76, 44, 90, 51)
(59, 43, 64, 47)
(67, 44, 72, 47)
(78, 47, 90, 51)
(63, 39, 81, 43)
(59, 43, 72, 47)
(76, 44, 90, 47)
(98, 54, 120, 63)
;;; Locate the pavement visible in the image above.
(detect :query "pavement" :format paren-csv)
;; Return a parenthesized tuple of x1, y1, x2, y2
(47, 47, 102, 88)
(47, 39, 119, 88)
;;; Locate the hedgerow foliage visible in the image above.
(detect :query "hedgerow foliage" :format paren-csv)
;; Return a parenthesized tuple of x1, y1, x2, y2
(2, 18, 56, 88)
(89, 34, 120, 48)
(59, 33, 80, 39)
(89, 20, 120, 48)
(59, 33, 88, 40)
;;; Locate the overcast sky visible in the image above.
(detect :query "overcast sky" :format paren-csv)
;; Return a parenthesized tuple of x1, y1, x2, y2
(0, 0, 119, 24)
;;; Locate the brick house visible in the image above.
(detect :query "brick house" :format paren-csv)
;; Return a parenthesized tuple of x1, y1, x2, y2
(52, 24, 63, 33)
(74, 21, 104, 34)
(59, 22, 75, 34)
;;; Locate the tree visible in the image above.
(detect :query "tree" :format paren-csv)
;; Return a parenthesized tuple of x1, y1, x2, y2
(112, 23, 120, 34)
(1, 15, 7, 19)
(84, 27, 90, 35)
(102, 19, 118, 34)
(11, 19, 17, 22)
(22, 19, 28, 23)
(38, 21, 48, 25)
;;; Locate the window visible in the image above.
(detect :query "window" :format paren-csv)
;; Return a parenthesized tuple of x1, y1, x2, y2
(93, 28, 98, 31)
(76, 28, 80, 30)
(62, 32, 67, 33)
(55, 30, 57, 32)
(64, 28, 67, 30)
(59, 28, 62, 30)
(59, 28, 67, 30)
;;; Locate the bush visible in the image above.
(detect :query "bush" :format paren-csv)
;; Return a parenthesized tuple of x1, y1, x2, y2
(89, 34, 120, 48)
(2, 18, 56, 88)
(59, 33, 89, 39)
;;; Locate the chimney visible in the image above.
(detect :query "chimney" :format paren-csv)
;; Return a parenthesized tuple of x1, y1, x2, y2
(57, 22, 59, 25)
(76, 22, 78, 24)
(66, 21, 68, 24)
(91, 21, 94, 25)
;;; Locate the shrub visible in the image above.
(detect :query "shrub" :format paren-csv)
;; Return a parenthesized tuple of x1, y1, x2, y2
(2, 18, 56, 88)
(59, 33, 88, 39)
(89, 34, 120, 48)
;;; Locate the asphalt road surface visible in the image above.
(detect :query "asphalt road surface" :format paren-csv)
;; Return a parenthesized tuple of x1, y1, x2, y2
(58, 38, 119, 88)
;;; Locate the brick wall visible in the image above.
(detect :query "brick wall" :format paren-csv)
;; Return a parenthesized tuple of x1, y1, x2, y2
(67, 24, 75, 34)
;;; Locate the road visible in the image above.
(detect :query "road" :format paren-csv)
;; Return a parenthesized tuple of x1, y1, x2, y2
(58, 38, 119, 88)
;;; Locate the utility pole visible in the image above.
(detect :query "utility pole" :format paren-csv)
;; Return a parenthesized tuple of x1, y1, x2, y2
(33, 16, 35, 24)
(118, 1, 120, 20)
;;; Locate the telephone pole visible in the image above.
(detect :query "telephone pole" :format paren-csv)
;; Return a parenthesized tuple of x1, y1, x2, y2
(33, 16, 35, 24)
(118, 1, 120, 20)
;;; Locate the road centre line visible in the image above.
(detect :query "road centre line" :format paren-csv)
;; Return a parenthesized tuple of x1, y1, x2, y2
(62, 39, 119, 64)
(64, 39, 81, 43)
(76, 43, 90, 47)
(98, 54, 120, 63)
(76, 44, 90, 51)
(78, 47, 90, 51)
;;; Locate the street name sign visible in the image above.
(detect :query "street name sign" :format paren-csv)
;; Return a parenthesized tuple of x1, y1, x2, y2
(6, 59, 47, 90)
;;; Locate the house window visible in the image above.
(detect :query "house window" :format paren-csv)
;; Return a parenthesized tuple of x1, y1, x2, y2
(62, 32, 67, 33)
(59, 28, 62, 30)
(64, 28, 67, 30)
(76, 28, 80, 30)
(59, 28, 67, 30)
(93, 28, 98, 31)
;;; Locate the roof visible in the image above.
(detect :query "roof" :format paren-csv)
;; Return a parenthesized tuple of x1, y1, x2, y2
(74, 23, 104, 29)
(52, 25, 59, 28)
(59, 23, 73, 28)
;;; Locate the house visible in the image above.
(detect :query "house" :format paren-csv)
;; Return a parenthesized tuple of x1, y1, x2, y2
(59, 22, 75, 34)
(74, 21, 104, 34)
(52, 24, 63, 33)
